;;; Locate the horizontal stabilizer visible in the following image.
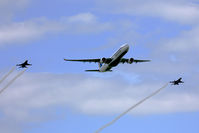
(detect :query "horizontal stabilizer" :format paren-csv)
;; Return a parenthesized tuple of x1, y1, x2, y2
(85, 69, 100, 72)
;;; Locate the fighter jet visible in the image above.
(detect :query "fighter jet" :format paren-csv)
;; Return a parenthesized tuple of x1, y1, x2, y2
(64, 44, 150, 72)
(16, 60, 32, 68)
(170, 78, 184, 85)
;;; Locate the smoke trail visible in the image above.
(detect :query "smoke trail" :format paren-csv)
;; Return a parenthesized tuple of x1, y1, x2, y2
(0, 67, 16, 84)
(95, 83, 169, 133)
(0, 69, 27, 95)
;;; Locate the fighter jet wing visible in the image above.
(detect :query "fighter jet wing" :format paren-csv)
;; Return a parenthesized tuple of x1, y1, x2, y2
(64, 58, 100, 63)
(120, 58, 151, 63)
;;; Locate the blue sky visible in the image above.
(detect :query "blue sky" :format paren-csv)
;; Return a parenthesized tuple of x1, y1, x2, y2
(0, 0, 199, 133)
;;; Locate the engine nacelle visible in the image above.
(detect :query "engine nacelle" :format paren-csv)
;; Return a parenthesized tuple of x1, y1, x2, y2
(100, 57, 107, 63)
(128, 58, 134, 64)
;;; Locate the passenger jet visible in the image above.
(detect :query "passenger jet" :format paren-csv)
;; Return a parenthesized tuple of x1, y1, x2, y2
(64, 44, 150, 72)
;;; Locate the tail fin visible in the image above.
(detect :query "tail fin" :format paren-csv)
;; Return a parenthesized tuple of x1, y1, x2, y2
(85, 69, 100, 72)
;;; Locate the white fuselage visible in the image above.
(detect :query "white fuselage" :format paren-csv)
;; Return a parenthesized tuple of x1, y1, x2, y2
(99, 44, 129, 72)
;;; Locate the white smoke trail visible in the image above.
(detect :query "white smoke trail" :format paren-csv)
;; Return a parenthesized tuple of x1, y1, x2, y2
(0, 69, 27, 95)
(0, 67, 16, 84)
(95, 83, 169, 133)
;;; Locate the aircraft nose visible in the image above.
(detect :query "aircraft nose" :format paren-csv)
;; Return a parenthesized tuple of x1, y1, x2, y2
(120, 44, 129, 51)
(125, 44, 129, 50)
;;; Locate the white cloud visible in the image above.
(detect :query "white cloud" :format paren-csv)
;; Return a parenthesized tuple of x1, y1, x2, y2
(97, 0, 199, 24)
(0, 13, 112, 46)
(0, 72, 198, 118)
(0, 20, 56, 45)
(79, 93, 199, 115)
(162, 26, 199, 52)
(63, 13, 112, 34)
(67, 12, 97, 23)
(0, 0, 30, 22)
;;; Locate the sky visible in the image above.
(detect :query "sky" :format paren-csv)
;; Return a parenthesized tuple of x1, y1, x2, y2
(0, 0, 199, 133)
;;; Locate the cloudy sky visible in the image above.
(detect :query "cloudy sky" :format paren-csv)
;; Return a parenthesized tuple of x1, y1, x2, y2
(0, 0, 199, 133)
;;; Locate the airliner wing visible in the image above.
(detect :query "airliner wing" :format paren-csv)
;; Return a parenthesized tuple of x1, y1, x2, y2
(133, 59, 151, 63)
(120, 58, 151, 63)
(64, 59, 100, 63)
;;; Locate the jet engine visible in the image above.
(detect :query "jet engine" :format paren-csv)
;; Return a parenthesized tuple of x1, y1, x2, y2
(100, 57, 107, 63)
(128, 58, 134, 64)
